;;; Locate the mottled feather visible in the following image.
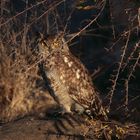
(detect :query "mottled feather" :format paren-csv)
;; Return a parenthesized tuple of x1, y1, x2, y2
(38, 33, 108, 120)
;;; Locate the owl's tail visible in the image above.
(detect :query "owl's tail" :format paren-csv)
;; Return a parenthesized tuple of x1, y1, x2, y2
(87, 94, 108, 121)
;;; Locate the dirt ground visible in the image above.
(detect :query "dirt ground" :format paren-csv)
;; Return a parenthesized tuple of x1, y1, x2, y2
(0, 114, 140, 140)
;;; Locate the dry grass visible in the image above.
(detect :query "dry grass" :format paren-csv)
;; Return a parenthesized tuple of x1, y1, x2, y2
(0, 29, 57, 122)
(0, 42, 60, 122)
(0, 39, 35, 121)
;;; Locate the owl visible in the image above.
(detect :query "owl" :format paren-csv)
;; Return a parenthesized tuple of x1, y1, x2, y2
(38, 33, 108, 120)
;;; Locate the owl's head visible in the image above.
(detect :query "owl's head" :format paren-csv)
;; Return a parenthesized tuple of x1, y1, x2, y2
(38, 32, 69, 58)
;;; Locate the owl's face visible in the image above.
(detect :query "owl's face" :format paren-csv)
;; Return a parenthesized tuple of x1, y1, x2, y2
(38, 33, 67, 58)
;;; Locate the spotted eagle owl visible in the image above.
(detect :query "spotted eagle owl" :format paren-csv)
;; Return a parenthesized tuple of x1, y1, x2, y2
(38, 33, 107, 120)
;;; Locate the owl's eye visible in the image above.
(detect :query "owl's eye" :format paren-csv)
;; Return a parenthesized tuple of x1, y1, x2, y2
(53, 42, 58, 47)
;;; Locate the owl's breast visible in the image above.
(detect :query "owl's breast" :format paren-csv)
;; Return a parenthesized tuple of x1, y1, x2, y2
(43, 51, 95, 96)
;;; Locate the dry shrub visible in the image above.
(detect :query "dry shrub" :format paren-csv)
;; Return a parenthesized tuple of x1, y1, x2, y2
(0, 33, 56, 122)
(0, 40, 33, 121)
(82, 118, 140, 140)
(0, 0, 65, 123)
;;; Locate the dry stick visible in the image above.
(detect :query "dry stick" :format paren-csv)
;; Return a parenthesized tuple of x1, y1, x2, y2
(116, 95, 140, 111)
(123, 42, 140, 109)
(124, 80, 129, 111)
(138, 8, 140, 27)
(105, 25, 138, 52)
(124, 46, 140, 108)
(0, 0, 48, 28)
(108, 0, 116, 39)
(121, 26, 138, 36)
(63, 8, 75, 34)
(1, 1, 65, 75)
(1, 1, 64, 79)
(121, 41, 140, 72)
(86, 25, 115, 32)
(107, 31, 131, 112)
(2, 0, 64, 45)
(24, 57, 44, 74)
(65, 0, 106, 44)
(27, 1, 64, 27)
(82, 33, 111, 40)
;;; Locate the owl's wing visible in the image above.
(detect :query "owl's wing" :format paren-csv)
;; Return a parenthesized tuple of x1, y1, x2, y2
(62, 53, 107, 119)
(59, 52, 94, 107)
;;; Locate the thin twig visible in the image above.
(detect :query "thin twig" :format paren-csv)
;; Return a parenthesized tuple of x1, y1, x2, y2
(65, 0, 106, 44)
(107, 31, 131, 112)
(0, 0, 48, 28)
(121, 41, 140, 72)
